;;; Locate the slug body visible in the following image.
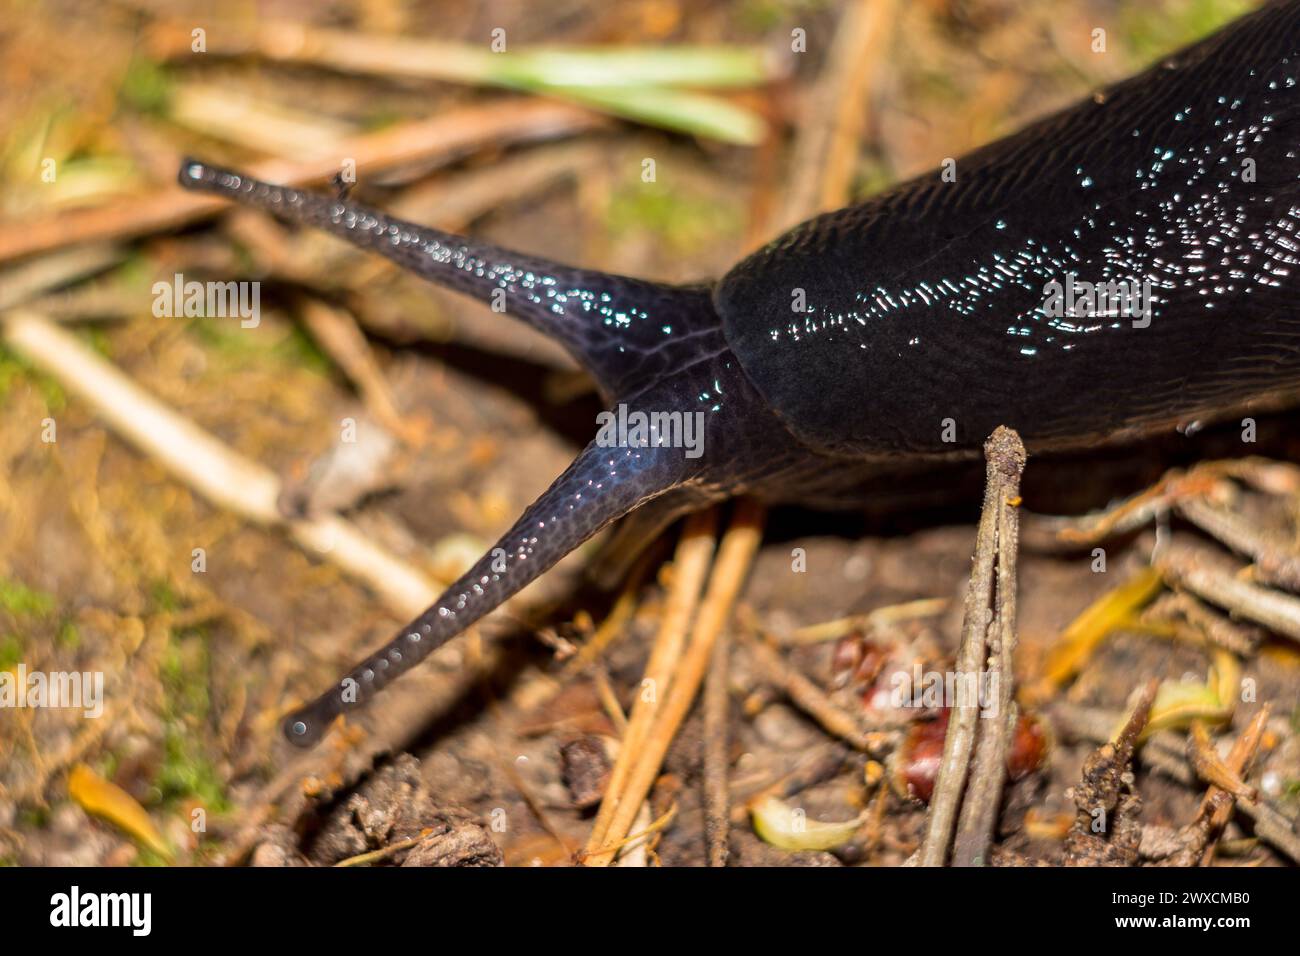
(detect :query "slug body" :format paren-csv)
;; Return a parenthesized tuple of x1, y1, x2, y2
(177, 0, 1300, 746)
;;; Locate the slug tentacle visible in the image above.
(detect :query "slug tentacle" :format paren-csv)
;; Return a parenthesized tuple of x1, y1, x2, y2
(282, 433, 700, 747)
(178, 159, 717, 400)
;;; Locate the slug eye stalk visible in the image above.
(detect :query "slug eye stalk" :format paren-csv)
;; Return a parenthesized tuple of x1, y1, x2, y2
(178, 160, 718, 403)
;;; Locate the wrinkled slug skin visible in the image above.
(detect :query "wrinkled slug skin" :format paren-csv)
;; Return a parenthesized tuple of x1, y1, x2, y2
(717, 0, 1300, 456)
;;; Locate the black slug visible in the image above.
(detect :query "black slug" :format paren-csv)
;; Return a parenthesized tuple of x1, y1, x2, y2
(177, 0, 1300, 747)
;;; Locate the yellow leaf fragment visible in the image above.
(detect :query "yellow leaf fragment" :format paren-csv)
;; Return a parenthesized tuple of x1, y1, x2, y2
(1138, 678, 1232, 741)
(68, 763, 172, 859)
(1113, 658, 1236, 743)
(1039, 567, 1163, 695)
(749, 795, 864, 852)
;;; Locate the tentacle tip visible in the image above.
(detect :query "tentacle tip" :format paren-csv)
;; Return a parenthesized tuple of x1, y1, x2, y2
(281, 707, 331, 749)
(177, 157, 232, 194)
(177, 157, 209, 189)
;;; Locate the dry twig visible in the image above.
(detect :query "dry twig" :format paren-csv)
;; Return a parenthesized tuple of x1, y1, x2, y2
(584, 500, 765, 866)
(703, 630, 731, 867)
(1158, 543, 1300, 642)
(774, 0, 898, 231)
(1194, 710, 1268, 866)
(585, 510, 718, 853)
(1176, 497, 1300, 591)
(953, 429, 1026, 866)
(0, 101, 603, 265)
(1062, 679, 1158, 867)
(1052, 701, 1300, 864)
(1, 310, 439, 616)
(741, 626, 878, 750)
(919, 427, 1025, 867)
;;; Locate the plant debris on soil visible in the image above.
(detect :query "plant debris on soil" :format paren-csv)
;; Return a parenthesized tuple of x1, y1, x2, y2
(1, 0, 1297, 868)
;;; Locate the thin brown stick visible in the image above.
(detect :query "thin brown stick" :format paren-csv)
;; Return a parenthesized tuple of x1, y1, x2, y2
(920, 426, 1026, 867)
(1158, 544, 1300, 642)
(0, 244, 124, 310)
(296, 296, 424, 445)
(333, 829, 432, 867)
(703, 627, 731, 867)
(1198, 709, 1268, 866)
(2, 310, 439, 617)
(582, 803, 679, 864)
(499, 742, 574, 859)
(1025, 458, 1300, 550)
(559, 542, 663, 682)
(591, 666, 629, 737)
(1061, 679, 1159, 865)
(783, 597, 950, 644)
(585, 509, 719, 851)
(1035, 468, 1220, 546)
(953, 429, 1026, 866)
(742, 629, 878, 750)
(1119, 681, 1162, 752)
(1176, 497, 1300, 591)
(146, 21, 772, 89)
(1187, 722, 1259, 804)
(775, 0, 898, 231)
(1142, 591, 1263, 655)
(0, 100, 603, 266)
(585, 499, 765, 866)
(1052, 701, 1300, 864)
